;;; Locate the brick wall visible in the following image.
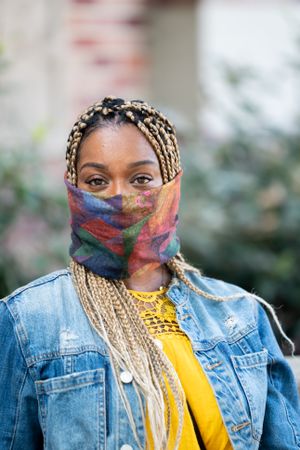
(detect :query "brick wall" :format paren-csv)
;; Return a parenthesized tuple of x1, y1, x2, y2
(66, 0, 150, 115)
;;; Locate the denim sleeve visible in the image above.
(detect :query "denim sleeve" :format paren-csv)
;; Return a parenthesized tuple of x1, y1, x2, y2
(257, 303, 300, 449)
(0, 301, 43, 449)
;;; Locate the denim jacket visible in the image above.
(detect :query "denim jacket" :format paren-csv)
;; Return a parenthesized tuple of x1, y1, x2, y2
(0, 268, 299, 450)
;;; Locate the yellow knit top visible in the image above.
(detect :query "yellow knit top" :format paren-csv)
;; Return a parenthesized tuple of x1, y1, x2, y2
(129, 288, 233, 450)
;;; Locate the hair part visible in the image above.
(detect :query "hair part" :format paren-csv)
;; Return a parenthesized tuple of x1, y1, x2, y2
(66, 96, 181, 187)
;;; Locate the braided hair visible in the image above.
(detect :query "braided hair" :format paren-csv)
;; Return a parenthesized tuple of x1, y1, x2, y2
(67, 96, 274, 449)
(66, 97, 189, 449)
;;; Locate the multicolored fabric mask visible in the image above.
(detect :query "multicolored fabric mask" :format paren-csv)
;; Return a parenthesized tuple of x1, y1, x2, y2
(65, 172, 182, 279)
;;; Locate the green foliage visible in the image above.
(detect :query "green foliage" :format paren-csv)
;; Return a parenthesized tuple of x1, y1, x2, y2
(180, 57, 300, 353)
(1, 38, 299, 353)
(0, 145, 68, 297)
(0, 45, 68, 297)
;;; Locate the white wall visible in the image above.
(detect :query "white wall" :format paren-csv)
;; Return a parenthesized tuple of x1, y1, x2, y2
(198, 0, 300, 136)
(0, 0, 69, 154)
(148, 3, 199, 134)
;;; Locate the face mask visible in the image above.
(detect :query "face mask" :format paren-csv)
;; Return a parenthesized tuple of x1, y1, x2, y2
(65, 172, 182, 279)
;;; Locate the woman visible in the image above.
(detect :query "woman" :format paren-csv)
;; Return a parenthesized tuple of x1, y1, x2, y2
(0, 96, 299, 450)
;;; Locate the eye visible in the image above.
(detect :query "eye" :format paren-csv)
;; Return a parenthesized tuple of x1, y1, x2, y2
(86, 177, 108, 186)
(132, 175, 153, 185)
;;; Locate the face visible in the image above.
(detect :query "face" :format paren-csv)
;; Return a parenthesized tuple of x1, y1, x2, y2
(77, 124, 163, 195)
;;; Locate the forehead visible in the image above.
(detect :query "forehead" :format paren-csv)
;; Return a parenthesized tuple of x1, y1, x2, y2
(78, 124, 159, 165)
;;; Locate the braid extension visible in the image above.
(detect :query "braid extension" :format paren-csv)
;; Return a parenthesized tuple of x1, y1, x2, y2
(70, 260, 184, 449)
(65, 96, 229, 449)
(166, 257, 295, 354)
(66, 96, 293, 450)
(66, 96, 181, 185)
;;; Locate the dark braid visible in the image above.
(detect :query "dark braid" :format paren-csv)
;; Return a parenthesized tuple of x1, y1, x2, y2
(66, 96, 181, 185)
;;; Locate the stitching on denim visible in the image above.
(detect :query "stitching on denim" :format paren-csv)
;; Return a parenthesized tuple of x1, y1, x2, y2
(2, 269, 70, 303)
(192, 323, 257, 352)
(34, 381, 47, 447)
(235, 366, 265, 441)
(96, 378, 101, 450)
(229, 357, 259, 440)
(64, 355, 73, 375)
(26, 346, 108, 367)
(9, 366, 28, 450)
(203, 355, 251, 444)
(96, 376, 102, 450)
(269, 363, 300, 445)
(34, 369, 105, 448)
(35, 380, 102, 395)
(4, 304, 43, 448)
(115, 371, 120, 447)
(99, 372, 106, 450)
(232, 350, 268, 369)
(10, 307, 43, 401)
(6, 302, 30, 365)
(35, 370, 104, 395)
(235, 362, 267, 369)
(166, 277, 188, 307)
(232, 349, 269, 441)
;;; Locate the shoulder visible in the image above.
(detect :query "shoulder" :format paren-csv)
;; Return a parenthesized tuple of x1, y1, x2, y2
(181, 269, 261, 326)
(178, 270, 280, 349)
(185, 269, 249, 298)
(0, 269, 78, 336)
(1, 269, 74, 307)
(0, 268, 102, 365)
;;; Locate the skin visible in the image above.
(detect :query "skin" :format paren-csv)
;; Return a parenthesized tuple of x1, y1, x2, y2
(77, 123, 172, 291)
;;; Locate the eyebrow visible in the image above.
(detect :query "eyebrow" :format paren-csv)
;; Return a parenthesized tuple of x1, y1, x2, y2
(79, 160, 156, 172)
(79, 162, 107, 172)
(127, 160, 156, 168)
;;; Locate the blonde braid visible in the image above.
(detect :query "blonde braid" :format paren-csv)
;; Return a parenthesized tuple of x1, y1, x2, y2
(65, 98, 295, 449)
(70, 260, 185, 449)
(67, 96, 232, 449)
(167, 257, 246, 301)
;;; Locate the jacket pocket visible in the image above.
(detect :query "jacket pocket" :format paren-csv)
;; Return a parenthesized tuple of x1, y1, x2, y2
(231, 349, 268, 441)
(35, 368, 106, 450)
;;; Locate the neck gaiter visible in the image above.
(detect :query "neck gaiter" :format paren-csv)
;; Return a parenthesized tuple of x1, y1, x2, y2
(65, 172, 182, 279)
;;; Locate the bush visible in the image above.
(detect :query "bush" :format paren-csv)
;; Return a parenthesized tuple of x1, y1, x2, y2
(180, 60, 300, 353)
(0, 145, 68, 297)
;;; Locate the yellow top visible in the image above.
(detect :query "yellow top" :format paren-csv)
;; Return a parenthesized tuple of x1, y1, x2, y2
(129, 288, 233, 450)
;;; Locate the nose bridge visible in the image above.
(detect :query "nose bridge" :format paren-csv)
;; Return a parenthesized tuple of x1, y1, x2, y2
(109, 178, 129, 196)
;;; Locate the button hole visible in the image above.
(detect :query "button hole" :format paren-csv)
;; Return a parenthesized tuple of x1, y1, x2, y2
(206, 361, 223, 370)
(231, 421, 251, 432)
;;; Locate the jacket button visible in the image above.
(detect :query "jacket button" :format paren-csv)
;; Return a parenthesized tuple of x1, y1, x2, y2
(120, 371, 133, 383)
(120, 445, 133, 450)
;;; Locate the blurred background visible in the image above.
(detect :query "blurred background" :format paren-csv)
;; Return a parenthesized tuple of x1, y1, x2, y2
(1, 0, 300, 356)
